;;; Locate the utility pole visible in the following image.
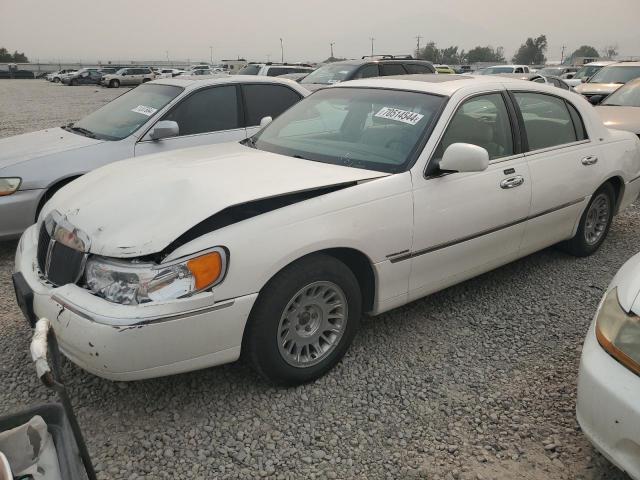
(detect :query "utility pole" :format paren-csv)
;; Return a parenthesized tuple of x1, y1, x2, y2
(280, 38, 284, 63)
(560, 45, 566, 64)
(369, 37, 375, 56)
(210, 46, 213, 64)
(330, 42, 335, 59)
(416, 35, 423, 57)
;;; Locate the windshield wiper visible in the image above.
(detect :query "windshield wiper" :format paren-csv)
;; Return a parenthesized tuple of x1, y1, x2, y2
(64, 123, 96, 138)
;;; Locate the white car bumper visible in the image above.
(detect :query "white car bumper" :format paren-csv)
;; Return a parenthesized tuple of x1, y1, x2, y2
(577, 320, 640, 479)
(14, 225, 257, 381)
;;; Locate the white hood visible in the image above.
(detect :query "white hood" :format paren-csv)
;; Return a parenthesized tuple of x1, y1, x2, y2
(0, 127, 103, 170)
(44, 142, 389, 257)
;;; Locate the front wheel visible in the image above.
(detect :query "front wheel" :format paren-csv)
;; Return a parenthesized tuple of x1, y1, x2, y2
(561, 183, 615, 257)
(244, 254, 361, 386)
(53, 77, 60, 83)
(109, 79, 119, 88)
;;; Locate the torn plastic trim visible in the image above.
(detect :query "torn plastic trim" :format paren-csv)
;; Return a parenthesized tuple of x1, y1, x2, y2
(160, 180, 362, 258)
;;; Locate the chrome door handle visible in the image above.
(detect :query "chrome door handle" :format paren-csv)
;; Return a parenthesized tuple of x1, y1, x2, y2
(500, 175, 524, 189)
(582, 156, 598, 166)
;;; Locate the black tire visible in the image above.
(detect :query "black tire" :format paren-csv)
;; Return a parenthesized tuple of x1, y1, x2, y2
(53, 77, 60, 83)
(243, 254, 362, 386)
(561, 182, 615, 257)
(70, 79, 77, 86)
(110, 79, 119, 88)
(142, 78, 150, 83)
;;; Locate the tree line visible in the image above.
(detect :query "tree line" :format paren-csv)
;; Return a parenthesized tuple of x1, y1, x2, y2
(0, 48, 29, 63)
(415, 36, 619, 65)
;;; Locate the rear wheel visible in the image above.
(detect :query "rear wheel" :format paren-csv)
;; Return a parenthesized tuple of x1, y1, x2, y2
(109, 79, 119, 88)
(142, 78, 150, 83)
(562, 183, 615, 257)
(244, 254, 361, 386)
(53, 77, 60, 83)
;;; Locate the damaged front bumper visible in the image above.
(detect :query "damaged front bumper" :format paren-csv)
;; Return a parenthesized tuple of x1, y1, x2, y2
(14, 225, 258, 381)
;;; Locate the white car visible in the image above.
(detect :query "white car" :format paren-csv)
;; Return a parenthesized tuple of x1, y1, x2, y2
(577, 253, 640, 479)
(564, 61, 617, 87)
(477, 65, 531, 75)
(46, 69, 77, 83)
(12, 75, 640, 385)
(156, 68, 186, 78)
(0, 76, 309, 240)
(238, 63, 315, 77)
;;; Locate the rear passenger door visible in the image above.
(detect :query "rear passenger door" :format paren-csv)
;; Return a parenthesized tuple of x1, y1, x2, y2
(512, 91, 604, 255)
(135, 85, 245, 156)
(242, 84, 304, 136)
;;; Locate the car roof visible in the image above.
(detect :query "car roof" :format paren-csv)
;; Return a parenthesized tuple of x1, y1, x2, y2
(332, 74, 568, 96)
(327, 58, 432, 67)
(149, 74, 311, 93)
(608, 61, 640, 67)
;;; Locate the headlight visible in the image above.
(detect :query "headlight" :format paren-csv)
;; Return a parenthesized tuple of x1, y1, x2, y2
(0, 178, 21, 196)
(595, 287, 640, 376)
(84, 248, 227, 305)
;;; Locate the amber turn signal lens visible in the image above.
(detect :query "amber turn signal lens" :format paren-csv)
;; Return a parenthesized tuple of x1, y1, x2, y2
(187, 251, 223, 290)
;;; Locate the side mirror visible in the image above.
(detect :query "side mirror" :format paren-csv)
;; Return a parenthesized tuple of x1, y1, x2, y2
(588, 95, 604, 105)
(148, 120, 179, 140)
(439, 143, 489, 173)
(259, 116, 273, 128)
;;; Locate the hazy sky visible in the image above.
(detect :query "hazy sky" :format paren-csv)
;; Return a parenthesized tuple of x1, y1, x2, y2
(1, 0, 639, 63)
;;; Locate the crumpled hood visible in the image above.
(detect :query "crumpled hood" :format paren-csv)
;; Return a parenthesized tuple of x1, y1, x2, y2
(0, 127, 103, 170)
(44, 142, 389, 257)
(595, 106, 640, 134)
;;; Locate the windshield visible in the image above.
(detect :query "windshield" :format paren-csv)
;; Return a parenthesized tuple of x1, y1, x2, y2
(73, 84, 183, 140)
(238, 64, 261, 75)
(252, 87, 446, 173)
(602, 80, 640, 107)
(589, 66, 640, 84)
(483, 67, 514, 74)
(301, 64, 358, 85)
(573, 64, 603, 80)
(538, 68, 563, 76)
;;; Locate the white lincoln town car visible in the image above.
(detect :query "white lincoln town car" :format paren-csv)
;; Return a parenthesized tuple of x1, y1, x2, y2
(13, 75, 640, 385)
(577, 253, 640, 479)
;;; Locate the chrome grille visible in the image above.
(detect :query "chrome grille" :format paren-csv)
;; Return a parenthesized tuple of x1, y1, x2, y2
(37, 212, 90, 287)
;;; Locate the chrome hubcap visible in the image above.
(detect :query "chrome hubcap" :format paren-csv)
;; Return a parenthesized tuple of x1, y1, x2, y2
(584, 193, 610, 245)
(277, 281, 348, 368)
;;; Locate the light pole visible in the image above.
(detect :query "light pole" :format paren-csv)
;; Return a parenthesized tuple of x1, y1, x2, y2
(330, 42, 335, 59)
(416, 35, 423, 57)
(280, 38, 284, 63)
(210, 46, 213, 64)
(369, 37, 375, 56)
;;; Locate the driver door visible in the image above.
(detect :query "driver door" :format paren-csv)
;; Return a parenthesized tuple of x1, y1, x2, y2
(135, 85, 246, 156)
(408, 92, 532, 301)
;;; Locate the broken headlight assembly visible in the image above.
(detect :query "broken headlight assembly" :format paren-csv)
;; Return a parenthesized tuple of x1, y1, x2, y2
(595, 287, 640, 376)
(84, 248, 227, 305)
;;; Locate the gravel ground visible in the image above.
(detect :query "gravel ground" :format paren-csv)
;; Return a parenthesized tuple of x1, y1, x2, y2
(0, 79, 635, 480)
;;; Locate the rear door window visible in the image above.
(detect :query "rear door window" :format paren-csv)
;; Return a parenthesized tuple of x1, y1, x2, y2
(353, 64, 379, 79)
(242, 84, 302, 126)
(513, 92, 579, 150)
(405, 64, 432, 74)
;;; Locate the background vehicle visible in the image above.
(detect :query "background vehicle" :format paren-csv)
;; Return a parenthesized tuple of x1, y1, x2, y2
(497, 73, 573, 90)
(595, 77, 640, 135)
(537, 66, 578, 78)
(157, 68, 186, 78)
(46, 69, 77, 82)
(434, 64, 455, 74)
(575, 61, 640, 103)
(13, 75, 640, 386)
(577, 252, 640, 480)
(101, 67, 155, 88)
(477, 65, 531, 74)
(0, 76, 309, 239)
(299, 57, 435, 90)
(61, 68, 102, 86)
(564, 61, 616, 87)
(277, 72, 309, 82)
(238, 63, 315, 78)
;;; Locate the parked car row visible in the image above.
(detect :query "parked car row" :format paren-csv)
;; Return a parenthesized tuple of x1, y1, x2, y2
(4, 71, 640, 478)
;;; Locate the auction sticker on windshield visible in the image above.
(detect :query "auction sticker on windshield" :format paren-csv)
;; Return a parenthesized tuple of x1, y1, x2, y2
(375, 107, 424, 125)
(131, 105, 158, 116)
